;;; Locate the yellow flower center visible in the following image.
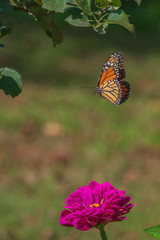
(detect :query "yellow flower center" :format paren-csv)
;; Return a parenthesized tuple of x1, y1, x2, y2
(90, 203, 100, 208)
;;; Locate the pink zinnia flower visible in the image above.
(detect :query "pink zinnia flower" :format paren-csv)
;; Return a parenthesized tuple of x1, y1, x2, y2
(59, 181, 134, 231)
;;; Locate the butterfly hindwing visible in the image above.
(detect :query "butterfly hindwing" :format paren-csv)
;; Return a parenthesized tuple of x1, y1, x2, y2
(119, 81, 131, 104)
(100, 80, 122, 106)
(117, 52, 126, 80)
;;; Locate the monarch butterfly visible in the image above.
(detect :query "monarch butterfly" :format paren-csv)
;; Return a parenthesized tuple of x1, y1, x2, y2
(94, 52, 131, 106)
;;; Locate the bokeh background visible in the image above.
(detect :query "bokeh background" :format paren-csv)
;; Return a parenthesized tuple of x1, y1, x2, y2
(0, 0, 160, 239)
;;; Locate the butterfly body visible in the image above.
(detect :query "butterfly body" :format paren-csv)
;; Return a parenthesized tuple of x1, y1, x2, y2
(94, 52, 131, 106)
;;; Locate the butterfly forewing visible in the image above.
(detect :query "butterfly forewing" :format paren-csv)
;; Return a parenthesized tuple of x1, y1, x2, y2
(98, 53, 119, 87)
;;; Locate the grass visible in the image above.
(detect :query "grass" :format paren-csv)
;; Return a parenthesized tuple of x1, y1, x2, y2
(0, 21, 160, 240)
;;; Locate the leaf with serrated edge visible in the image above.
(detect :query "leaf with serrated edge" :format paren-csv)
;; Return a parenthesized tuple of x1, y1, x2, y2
(108, 10, 134, 33)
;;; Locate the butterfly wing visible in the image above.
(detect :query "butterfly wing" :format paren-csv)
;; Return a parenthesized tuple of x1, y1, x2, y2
(119, 81, 131, 104)
(117, 51, 126, 81)
(96, 52, 131, 105)
(117, 53, 131, 104)
(98, 53, 119, 87)
(100, 79, 122, 106)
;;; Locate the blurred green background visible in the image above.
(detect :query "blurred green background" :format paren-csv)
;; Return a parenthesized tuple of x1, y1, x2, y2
(0, 0, 160, 240)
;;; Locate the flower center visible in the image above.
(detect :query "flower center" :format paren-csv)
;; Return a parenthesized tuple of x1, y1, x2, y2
(90, 203, 100, 208)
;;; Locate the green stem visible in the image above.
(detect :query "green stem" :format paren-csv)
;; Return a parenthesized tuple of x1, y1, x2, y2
(99, 12, 109, 22)
(99, 226, 108, 240)
(92, 13, 98, 23)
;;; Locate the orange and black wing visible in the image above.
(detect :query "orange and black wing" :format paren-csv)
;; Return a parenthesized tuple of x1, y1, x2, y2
(97, 53, 119, 87)
(96, 52, 131, 106)
(100, 79, 122, 106)
(119, 81, 131, 104)
(117, 51, 126, 81)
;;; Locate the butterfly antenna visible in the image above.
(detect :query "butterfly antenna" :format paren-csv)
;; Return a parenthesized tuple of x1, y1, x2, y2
(81, 86, 94, 89)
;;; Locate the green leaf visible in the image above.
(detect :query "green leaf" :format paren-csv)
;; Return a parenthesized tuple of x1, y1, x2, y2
(37, 16, 63, 47)
(0, 0, 13, 13)
(42, 0, 67, 12)
(95, 0, 109, 9)
(108, 10, 134, 33)
(64, 6, 82, 18)
(64, 8, 89, 27)
(0, 67, 22, 97)
(67, 0, 77, 4)
(0, 23, 12, 38)
(46, 22, 63, 47)
(65, 15, 88, 27)
(112, 0, 121, 8)
(134, 0, 142, 6)
(76, 0, 92, 15)
(144, 225, 160, 238)
(95, 0, 121, 9)
(33, 0, 42, 5)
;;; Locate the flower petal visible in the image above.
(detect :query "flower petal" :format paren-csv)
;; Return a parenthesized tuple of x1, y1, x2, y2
(72, 217, 91, 231)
